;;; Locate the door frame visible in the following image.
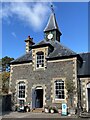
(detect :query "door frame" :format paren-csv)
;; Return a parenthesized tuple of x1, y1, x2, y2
(86, 83, 90, 112)
(31, 85, 46, 109)
(35, 87, 43, 108)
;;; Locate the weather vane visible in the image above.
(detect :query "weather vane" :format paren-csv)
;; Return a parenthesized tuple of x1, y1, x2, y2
(51, 4, 54, 13)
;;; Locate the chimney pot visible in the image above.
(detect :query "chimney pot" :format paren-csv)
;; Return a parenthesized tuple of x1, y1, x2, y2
(25, 35, 35, 53)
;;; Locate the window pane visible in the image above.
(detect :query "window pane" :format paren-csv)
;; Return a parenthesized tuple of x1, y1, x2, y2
(62, 95, 64, 99)
(18, 82, 25, 98)
(59, 85, 62, 89)
(62, 85, 64, 89)
(59, 95, 61, 99)
(36, 52, 44, 68)
(55, 80, 64, 99)
(37, 64, 39, 67)
(42, 64, 44, 67)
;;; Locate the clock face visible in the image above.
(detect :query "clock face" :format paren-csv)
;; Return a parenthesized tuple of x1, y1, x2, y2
(47, 33, 53, 40)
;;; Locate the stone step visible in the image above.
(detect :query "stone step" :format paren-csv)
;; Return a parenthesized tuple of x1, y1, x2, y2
(32, 108, 44, 113)
(80, 112, 90, 118)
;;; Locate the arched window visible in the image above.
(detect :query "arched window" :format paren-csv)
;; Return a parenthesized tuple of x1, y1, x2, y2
(36, 51, 44, 68)
(18, 82, 25, 98)
(55, 80, 65, 99)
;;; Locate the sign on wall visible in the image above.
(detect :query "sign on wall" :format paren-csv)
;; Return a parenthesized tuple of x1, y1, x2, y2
(62, 103, 67, 116)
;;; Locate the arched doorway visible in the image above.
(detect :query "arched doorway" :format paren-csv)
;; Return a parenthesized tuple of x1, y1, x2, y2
(87, 83, 90, 112)
(32, 86, 43, 109)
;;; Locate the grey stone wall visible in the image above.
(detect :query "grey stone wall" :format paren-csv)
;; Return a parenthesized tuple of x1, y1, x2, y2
(10, 59, 76, 108)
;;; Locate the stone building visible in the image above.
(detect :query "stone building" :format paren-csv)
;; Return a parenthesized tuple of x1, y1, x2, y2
(9, 9, 90, 112)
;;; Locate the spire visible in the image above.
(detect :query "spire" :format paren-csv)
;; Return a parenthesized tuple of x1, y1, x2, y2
(44, 5, 61, 34)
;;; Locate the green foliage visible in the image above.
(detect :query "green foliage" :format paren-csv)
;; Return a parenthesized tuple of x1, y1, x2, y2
(65, 79, 76, 107)
(0, 56, 14, 94)
(65, 79, 75, 96)
(2, 72, 10, 94)
(2, 56, 14, 72)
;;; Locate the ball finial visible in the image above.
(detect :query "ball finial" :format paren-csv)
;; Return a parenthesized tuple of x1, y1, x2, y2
(51, 4, 54, 13)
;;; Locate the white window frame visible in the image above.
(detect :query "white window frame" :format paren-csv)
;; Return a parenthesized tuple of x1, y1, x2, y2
(36, 51, 44, 69)
(54, 80, 65, 100)
(18, 81, 26, 99)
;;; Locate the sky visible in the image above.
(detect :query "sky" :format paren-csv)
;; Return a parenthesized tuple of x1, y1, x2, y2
(1, 2, 88, 59)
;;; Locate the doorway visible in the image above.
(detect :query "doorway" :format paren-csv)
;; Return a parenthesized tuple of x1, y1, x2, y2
(86, 83, 90, 112)
(32, 87, 43, 108)
(88, 88, 90, 112)
(35, 89, 43, 108)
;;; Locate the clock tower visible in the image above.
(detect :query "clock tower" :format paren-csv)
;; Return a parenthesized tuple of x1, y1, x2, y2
(44, 5, 62, 42)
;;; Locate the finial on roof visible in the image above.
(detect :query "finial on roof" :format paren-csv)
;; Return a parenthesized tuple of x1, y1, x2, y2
(51, 4, 54, 13)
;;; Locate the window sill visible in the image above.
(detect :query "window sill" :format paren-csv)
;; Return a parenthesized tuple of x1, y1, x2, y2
(52, 99, 66, 103)
(18, 98, 25, 100)
(35, 67, 45, 71)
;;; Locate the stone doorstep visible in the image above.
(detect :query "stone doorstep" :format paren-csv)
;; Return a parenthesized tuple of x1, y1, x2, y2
(31, 108, 44, 113)
(80, 112, 90, 118)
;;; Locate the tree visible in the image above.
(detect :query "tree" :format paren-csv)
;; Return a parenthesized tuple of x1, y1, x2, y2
(2, 56, 14, 72)
(2, 72, 10, 94)
(0, 56, 14, 94)
(65, 79, 76, 107)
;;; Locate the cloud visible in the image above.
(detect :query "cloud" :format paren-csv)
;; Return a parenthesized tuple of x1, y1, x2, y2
(1, 2, 51, 31)
(11, 32, 17, 38)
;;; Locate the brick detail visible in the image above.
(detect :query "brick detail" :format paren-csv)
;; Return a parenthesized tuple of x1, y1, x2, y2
(80, 78, 90, 110)
(32, 84, 46, 107)
(72, 57, 78, 107)
(15, 80, 28, 103)
(51, 77, 67, 103)
(9, 66, 13, 94)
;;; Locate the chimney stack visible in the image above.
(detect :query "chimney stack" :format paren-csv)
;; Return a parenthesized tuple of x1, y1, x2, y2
(25, 36, 35, 53)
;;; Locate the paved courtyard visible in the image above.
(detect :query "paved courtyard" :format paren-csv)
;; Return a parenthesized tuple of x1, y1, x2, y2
(2, 112, 90, 120)
(2, 111, 77, 119)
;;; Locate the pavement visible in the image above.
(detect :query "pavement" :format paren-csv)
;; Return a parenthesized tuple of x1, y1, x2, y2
(1, 111, 78, 119)
(2, 112, 90, 120)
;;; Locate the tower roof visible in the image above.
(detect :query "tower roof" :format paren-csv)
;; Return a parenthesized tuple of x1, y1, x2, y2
(44, 12, 60, 33)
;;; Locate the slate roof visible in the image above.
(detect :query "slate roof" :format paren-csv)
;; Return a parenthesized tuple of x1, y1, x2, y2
(10, 40, 77, 64)
(78, 52, 90, 77)
(47, 40, 76, 58)
(10, 40, 90, 77)
(44, 13, 60, 33)
(10, 50, 32, 64)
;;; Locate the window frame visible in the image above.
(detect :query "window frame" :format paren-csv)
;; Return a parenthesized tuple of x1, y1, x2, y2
(54, 79, 65, 100)
(18, 81, 26, 99)
(36, 51, 44, 69)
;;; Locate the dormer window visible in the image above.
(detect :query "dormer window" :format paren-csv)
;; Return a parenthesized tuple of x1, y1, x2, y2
(36, 51, 44, 68)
